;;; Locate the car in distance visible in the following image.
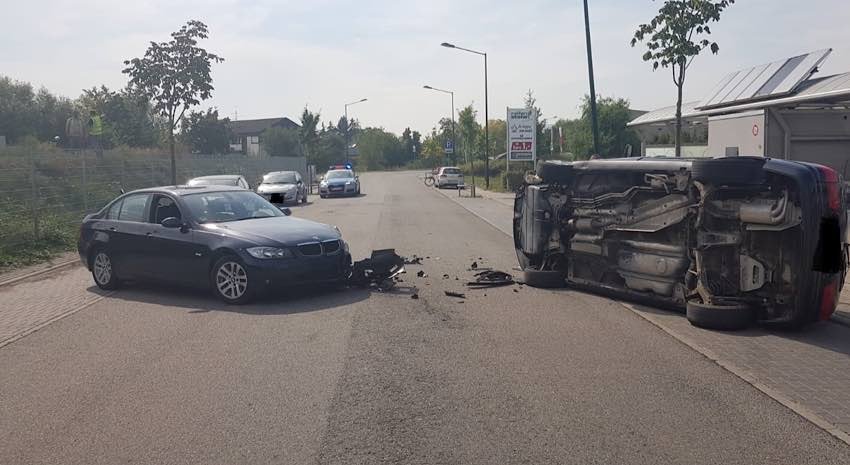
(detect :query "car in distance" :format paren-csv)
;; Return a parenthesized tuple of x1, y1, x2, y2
(256, 171, 307, 205)
(186, 175, 251, 190)
(514, 157, 846, 330)
(319, 169, 360, 198)
(78, 185, 351, 304)
(435, 166, 464, 188)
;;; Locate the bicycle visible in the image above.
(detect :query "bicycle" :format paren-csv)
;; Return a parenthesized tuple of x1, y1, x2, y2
(423, 171, 436, 187)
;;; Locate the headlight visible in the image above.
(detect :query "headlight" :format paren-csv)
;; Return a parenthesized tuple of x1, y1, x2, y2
(345, 180, 354, 185)
(246, 247, 294, 259)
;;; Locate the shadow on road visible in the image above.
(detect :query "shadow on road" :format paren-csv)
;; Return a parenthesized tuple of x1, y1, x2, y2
(91, 281, 386, 316)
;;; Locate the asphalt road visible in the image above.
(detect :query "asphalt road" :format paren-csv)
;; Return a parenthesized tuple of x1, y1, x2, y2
(2, 170, 850, 464)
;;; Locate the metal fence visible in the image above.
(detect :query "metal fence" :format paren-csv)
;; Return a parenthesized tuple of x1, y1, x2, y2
(0, 150, 307, 255)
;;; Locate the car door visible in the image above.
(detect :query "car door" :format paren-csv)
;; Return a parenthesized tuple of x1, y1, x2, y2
(111, 193, 153, 279)
(144, 194, 207, 286)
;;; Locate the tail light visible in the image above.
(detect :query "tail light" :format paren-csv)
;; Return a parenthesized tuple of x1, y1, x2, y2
(817, 165, 841, 213)
(819, 280, 838, 320)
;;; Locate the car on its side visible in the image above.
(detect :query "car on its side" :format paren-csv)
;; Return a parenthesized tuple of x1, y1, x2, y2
(78, 185, 351, 304)
(319, 169, 360, 198)
(186, 175, 251, 190)
(514, 157, 847, 330)
(256, 171, 307, 205)
(435, 166, 464, 188)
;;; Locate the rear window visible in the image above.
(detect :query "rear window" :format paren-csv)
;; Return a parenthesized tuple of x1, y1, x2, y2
(443, 168, 461, 175)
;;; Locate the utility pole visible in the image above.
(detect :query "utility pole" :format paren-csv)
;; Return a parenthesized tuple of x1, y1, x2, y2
(583, 0, 601, 156)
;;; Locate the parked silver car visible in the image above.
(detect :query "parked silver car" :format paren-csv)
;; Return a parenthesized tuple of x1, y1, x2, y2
(186, 175, 251, 190)
(257, 171, 307, 205)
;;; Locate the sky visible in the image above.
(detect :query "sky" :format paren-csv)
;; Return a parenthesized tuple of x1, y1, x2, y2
(2, 0, 849, 135)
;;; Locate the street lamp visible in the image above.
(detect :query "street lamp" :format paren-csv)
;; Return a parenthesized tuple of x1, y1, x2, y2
(441, 41, 490, 189)
(423, 85, 457, 162)
(582, 0, 601, 156)
(344, 98, 367, 160)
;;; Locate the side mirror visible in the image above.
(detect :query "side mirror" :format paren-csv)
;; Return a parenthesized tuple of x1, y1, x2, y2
(161, 217, 182, 228)
(279, 207, 292, 216)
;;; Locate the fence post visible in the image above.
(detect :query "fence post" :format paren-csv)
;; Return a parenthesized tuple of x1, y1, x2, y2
(82, 153, 89, 212)
(150, 159, 156, 186)
(29, 152, 40, 240)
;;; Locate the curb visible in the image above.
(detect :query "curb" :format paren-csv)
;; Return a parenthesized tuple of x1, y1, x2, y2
(429, 181, 850, 446)
(0, 258, 81, 289)
(432, 187, 513, 237)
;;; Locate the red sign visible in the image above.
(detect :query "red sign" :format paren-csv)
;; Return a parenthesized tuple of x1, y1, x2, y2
(511, 141, 533, 151)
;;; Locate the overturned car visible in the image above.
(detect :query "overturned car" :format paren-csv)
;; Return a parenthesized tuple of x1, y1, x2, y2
(514, 157, 847, 330)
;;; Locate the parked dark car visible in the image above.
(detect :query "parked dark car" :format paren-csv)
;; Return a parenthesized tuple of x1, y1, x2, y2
(514, 157, 847, 330)
(78, 186, 351, 304)
(319, 169, 360, 198)
(256, 171, 307, 205)
(186, 175, 251, 190)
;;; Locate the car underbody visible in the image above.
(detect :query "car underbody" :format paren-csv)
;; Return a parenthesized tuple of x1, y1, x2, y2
(515, 157, 846, 330)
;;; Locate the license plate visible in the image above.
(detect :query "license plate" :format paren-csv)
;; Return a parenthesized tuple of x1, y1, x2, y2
(330, 186, 343, 191)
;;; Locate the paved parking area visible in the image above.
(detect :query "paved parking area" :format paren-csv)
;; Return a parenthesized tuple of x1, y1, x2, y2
(0, 265, 106, 347)
(435, 186, 850, 443)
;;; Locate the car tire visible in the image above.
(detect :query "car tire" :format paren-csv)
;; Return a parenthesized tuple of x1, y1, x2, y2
(691, 157, 766, 185)
(537, 161, 574, 185)
(522, 268, 566, 288)
(90, 249, 121, 290)
(686, 300, 755, 331)
(211, 255, 254, 304)
(320, 194, 326, 199)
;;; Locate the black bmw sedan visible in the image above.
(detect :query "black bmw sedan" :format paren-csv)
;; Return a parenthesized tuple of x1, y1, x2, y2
(78, 185, 351, 303)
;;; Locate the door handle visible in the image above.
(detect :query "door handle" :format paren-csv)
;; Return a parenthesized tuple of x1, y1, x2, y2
(146, 231, 155, 237)
(109, 227, 117, 232)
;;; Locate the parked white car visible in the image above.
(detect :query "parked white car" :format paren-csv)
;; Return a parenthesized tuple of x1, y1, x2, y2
(435, 166, 464, 188)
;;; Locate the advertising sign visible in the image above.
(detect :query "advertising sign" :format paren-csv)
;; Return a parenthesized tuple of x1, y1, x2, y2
(507, 108, 537, 161)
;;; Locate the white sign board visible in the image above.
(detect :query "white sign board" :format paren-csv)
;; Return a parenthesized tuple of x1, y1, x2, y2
(507, 108, 537, 161)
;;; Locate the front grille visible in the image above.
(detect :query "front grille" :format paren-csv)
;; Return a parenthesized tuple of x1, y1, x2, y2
(298, 242, 322, 256)
(322, 239, 341, 254)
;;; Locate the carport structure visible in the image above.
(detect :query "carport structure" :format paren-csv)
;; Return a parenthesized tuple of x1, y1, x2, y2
(629, 49, 850, 175)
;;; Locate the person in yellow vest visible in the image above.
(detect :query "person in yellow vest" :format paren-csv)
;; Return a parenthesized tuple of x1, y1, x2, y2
(87, 109, 104, 159)
(64, 110, 85, 152)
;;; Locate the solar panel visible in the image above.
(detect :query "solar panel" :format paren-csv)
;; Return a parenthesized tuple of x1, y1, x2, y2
(696, 49, 832, 110)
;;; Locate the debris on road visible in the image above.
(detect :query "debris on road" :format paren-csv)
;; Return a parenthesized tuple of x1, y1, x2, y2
(411, 293, 419, 300)
(442, 274, 450, 279)
(350, 249, 405, 289)
(467, 270, 514, 288)
(470, 261, 478, 270)
(445, 291, 466, 299)
(416, 270, 427, 278)
(404, 255, 423, 265)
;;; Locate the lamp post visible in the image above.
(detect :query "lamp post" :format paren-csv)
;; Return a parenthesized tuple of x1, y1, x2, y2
(423, 85, 457, 163)
(549, 115, 559, 160)
(441, 42, 489, 189)
(344, 98, 367, 160)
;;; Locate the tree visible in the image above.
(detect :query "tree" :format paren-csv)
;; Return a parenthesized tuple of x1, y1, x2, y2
(262, 127, 301, 157)
(123, 20, 224, 183)
(181, 108, 231, 154)
(299, 107, 321, 163)
(358, 127, 405, 169)
(486, 119, 507, 159)
(315, 131, 345, 170)
(79, 86, 163, 148)
(631, 0, 735, 157)
(554, 95, 640, 159)
(523, 90, 547, 160)
(457, 104, 481, 164)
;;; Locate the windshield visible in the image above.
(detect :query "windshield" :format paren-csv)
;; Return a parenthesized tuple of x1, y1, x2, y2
(182, 191, 282, 223)
(442, 168, 461, 175)
(263, 172, 297, 184)
(188, 177, 239, 187)
(326, 170, 354, 179)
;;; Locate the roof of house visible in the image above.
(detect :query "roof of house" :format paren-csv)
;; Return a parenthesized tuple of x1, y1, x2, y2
(228, 117, 300, 136)
(629, 72, 850, 127)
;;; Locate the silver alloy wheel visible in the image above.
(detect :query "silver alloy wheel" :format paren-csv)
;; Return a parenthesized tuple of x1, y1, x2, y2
(94, 252, 112, 285)
(216, 261, 248, 300)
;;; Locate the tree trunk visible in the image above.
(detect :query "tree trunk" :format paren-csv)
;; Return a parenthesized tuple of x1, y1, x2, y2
(169, 116, 176, 185)
(674, 62, 685, 158)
